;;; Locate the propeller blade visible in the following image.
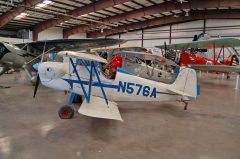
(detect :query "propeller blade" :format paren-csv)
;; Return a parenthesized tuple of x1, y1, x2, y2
(33, 74, 40, 98)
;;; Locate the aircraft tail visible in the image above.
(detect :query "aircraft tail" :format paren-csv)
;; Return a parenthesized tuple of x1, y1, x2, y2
(169, 68, 198, 98)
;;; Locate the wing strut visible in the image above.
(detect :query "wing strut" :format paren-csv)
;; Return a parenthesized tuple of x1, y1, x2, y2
(69, 58, 109, 105)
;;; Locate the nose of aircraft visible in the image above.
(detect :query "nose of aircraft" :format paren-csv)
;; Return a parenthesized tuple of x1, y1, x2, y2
(38, 62, 67, 80)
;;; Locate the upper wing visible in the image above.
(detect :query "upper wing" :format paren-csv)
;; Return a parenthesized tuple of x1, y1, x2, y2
(189, 64, 240, 73)
(16, 38, 126, 52)
(155, 38, 240, 49)
(58, 51, 107, 63)
(93, 46, 147, 52)
(113, 51, 178, 66)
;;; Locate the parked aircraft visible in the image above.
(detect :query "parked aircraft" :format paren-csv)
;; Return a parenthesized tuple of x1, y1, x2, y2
(0, 38, 125, 84)
(33, 48, 199, 121)
(94, 46, 179, 83)
(156, 34, 240, 75)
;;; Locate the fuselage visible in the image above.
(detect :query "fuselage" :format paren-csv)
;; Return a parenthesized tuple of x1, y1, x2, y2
(38, 61, 181, 102)
(181, 51, 238, 66)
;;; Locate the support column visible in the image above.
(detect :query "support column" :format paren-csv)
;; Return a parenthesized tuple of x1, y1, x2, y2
(33, 30, 38, 41)
(141, 29, 144, 47)
(235, 73, 240, 89)
(118, 33, 121, 47)
(169, 25, 172, 44)
(203, 19, 206, 34)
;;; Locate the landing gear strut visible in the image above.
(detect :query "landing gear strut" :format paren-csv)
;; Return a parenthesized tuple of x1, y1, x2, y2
(58, 106, 74, 119)
(183, 101, 188, 110)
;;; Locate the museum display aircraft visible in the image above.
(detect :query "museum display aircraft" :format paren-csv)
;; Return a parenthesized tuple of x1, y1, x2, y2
(33, 48, 199, 121)
(156, 33, 240, 75)
(93, 46, 179, 83)
(111, 50, 178, 83)
(0, 38, 125, 84)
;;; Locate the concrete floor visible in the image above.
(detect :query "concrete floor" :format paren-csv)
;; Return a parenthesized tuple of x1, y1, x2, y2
(0, 71, 240, 159)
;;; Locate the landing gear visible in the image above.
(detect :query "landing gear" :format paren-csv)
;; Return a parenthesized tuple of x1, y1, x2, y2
(183, 101, 188, 110)
(179, 99, 189, 110)
(227, 74, 230, 79)
(73, 95, 83, 104)
(58, 106, 74, 119)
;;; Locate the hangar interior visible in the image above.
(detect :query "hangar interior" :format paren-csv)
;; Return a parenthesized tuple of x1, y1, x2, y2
(0, 0, 240, 159)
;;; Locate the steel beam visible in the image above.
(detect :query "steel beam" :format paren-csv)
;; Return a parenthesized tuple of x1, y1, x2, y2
(0, 0, 43, 28)
(87, 10, 240, 38)
(64, 0, 240, 38)
(33, 0, 131, 40)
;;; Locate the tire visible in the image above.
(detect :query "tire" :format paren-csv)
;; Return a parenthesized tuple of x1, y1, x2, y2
(58, 106, 74, 119)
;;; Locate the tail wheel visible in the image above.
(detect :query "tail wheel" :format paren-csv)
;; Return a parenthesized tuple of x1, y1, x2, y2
(58, 106, 74, 119)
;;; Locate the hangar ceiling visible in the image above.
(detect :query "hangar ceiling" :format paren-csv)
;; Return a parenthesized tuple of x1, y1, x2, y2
(0, 0, 239, 40)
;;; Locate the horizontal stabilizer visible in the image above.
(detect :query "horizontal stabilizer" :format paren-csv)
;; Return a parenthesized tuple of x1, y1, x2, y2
(78, 96, 123, 121)
(167, 88, 194, 99)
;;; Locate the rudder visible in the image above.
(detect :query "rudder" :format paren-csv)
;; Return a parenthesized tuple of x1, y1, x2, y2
(171, 68, 198, 98)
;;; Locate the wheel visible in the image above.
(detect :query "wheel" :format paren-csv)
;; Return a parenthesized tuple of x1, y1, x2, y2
(73, 95, 83, 104)
(58, 106, 74, 119)
(227, 75, 230, 79)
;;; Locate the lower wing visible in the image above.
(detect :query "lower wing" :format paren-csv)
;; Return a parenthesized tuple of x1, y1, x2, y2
(78, 96, 123, 121)
(189, 64, 240, 73)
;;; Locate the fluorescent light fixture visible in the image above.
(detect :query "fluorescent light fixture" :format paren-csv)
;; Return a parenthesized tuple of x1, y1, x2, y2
(21, 13, 28, 16)
(15, 12, 28, 18)
(35, 0, 53, 8)
(173, 14, 179, 18)
(36, 3, 47, 8)
(43, 0, 53, 5)
(79, 14, 88, 17)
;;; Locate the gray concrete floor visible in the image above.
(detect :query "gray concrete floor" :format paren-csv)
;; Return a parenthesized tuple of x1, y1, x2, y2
(0, 71, 240, 159)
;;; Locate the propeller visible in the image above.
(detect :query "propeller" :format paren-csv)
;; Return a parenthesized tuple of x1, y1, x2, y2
(33, 74, 40, 98)
(33, 41, 47, 98)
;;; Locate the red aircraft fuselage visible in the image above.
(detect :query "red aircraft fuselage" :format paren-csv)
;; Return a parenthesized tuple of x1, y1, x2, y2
(180, 51, 237, 67)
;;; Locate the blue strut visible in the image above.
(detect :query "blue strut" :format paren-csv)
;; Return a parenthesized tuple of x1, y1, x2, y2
(69, 58, 108, 105)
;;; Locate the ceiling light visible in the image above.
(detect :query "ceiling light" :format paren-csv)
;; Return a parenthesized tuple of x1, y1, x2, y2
(43, 0, 53, 5)
(36, 3, 47, 8)
(35, 0, 53, 8)
(15, 12, 28, 19)
(21, 13, 28, 16)
(173, 14, 179, 18)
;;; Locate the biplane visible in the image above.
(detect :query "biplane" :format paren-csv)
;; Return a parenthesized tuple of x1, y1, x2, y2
(156, 34, 240, 75)
(33, 40, 199, 121)
(0, 38, 124, 84)
(93, 46, 179, 83)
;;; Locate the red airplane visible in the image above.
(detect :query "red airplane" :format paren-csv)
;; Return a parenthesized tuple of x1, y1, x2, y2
(156, 33, 240, 77)
(180, 51, 239, 67)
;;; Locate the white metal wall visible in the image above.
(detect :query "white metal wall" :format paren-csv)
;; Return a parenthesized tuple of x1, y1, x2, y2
(69, 33, 86, 39)
(38, 27, 63, 40)
(107, 19, 240, 50)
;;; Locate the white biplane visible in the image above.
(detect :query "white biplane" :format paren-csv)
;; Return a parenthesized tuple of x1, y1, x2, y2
(33, 39, 199, 121)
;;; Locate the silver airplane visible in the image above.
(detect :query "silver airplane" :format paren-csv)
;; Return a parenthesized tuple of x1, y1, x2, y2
(0, 38, 125, 84)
